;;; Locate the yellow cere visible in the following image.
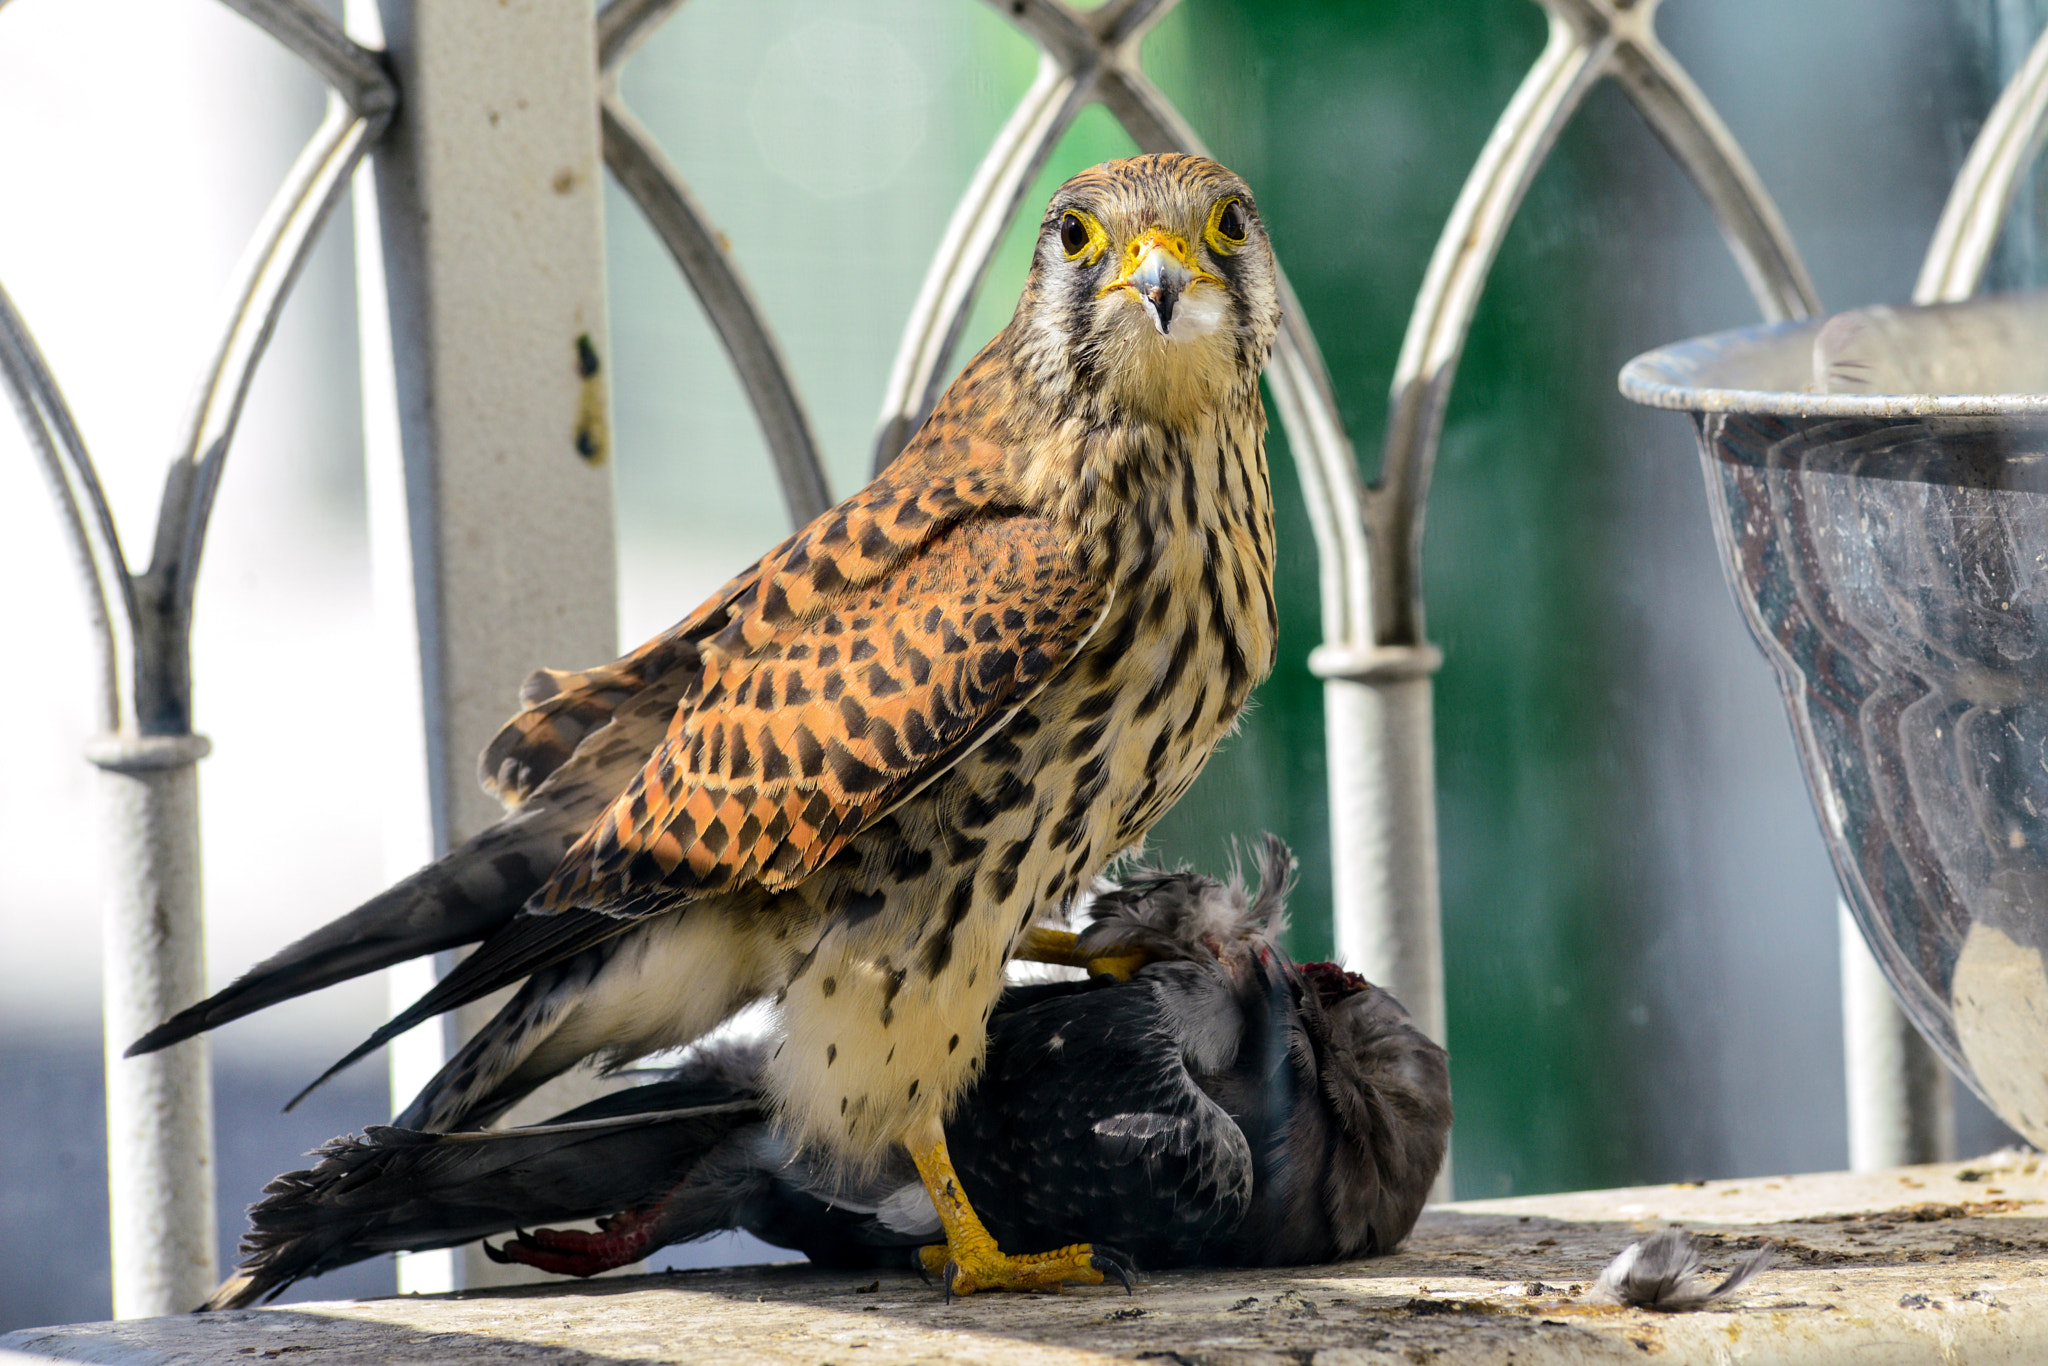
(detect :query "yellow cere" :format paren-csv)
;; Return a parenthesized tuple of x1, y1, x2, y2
(1098, 228, 1222, 297)
(1204, 196, 1246, 254)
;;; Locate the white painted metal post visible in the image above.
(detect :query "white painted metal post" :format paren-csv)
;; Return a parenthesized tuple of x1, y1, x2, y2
(1348, 6, 1817, 1198)
(1314, 651, 1447, 1198)
(1316, 660, 1446, 1055)
(1841, 903, 1954, 1170)
(349, 0, 619, 1291)
(89, 736, 219, 1318)
(350, 85, 448, 1295)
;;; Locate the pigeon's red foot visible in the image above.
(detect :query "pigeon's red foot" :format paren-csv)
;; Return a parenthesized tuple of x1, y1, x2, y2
(483, 1206, 666, 1277)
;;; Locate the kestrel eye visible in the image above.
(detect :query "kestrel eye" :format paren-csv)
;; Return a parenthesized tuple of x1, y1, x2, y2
(1060, 212, 1091, 258)
(1217, 200, 1246, 243)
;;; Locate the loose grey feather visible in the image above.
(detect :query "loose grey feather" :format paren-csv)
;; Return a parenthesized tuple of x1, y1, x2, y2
(1583, 1229, 1774, 1311)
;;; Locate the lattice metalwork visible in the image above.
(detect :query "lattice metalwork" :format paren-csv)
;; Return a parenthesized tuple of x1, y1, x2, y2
(1919, 11, 2048, 304)
(9, 0, 2048, 1316)
(597, 0, 832, 525)
(3, 0, 391, 742)
(0, 0, 395, 1317)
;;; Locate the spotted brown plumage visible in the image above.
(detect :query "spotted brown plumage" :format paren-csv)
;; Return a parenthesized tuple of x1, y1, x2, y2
(131, 152, 1282, 1296)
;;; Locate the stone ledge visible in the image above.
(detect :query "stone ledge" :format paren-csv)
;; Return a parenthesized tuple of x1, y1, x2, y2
(9, 1152, 2048, 1365)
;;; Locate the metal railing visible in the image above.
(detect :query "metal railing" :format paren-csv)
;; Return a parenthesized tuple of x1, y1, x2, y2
(0, 0, 394, 1317)
(6, 0, 2048, 1317)
(1321, 0, 1819, 1085)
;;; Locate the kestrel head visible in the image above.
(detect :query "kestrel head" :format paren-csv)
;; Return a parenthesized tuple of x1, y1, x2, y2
(1017, 153, 1280, 424)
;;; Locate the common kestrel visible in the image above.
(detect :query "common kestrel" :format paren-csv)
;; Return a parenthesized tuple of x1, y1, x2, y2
(136, 152, 1283, 1296)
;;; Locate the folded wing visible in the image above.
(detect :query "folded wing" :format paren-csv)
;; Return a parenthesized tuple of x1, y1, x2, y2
(305, 475, 1107, 1094)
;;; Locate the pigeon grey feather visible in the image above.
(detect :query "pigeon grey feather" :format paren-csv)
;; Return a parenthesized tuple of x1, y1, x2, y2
(203, 843, 1451, 1308)
(1583, 1229, 1774, 1311)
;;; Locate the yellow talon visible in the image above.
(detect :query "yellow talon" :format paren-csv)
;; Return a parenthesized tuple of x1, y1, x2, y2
(1015, 927, 1148, 982)
(1082, 951, 1147, 981)
(915, 1239, 1105, 1296)
(906, 1116, 1131, 1298)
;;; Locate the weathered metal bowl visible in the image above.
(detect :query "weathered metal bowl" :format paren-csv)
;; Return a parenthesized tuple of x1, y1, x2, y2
(1621, 291, 2048, 1146)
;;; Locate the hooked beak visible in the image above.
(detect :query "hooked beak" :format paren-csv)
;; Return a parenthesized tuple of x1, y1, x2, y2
(1103, 230, 1218, 338)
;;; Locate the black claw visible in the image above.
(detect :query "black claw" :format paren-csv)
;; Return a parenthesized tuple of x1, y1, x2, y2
(1091, 1248, 1134, 1295)
(943, 1261, 961, 1304)
(481, 1238, 514, 1264)
(911, 1250, 934, 1285)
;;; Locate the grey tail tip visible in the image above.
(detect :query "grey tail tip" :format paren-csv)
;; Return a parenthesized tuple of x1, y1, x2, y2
(282, 1064, 342, 1115)
(197, 1269, 265, 1313)
(282, 1038, 384, 1114)
(126, 1014, 201, 1059)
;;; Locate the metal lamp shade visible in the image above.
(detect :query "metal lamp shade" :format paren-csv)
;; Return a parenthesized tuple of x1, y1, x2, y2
(1622, 291, 2048, 1146)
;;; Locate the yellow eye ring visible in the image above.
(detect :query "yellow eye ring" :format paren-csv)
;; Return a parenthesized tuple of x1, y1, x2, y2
(1205, 197, 1248, 253)
(1058, 209, 1108, 265)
